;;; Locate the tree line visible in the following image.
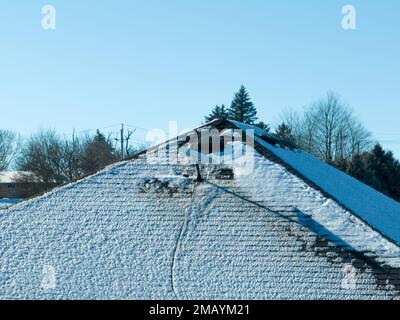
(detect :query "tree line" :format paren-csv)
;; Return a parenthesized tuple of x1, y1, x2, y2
(205, 86, 400, 202)
(0, 129, 145, 186)
(1, 87, 399, 202)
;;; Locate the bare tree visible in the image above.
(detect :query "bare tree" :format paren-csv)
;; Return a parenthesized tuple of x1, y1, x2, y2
(311, 92, 349, 162)
(0, 130, 19, 170)
(62, 133, 85, 181)
(301, 107, 319, 154)
(16, 129, 66, 184)
(281, 92, 371, 163)
(347, 119, 371, 158)
(125, 129, 136, 156)
(280, 108, 317, 153)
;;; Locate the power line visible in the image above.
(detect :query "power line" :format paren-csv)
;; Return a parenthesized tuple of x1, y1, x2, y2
(124, 124, 150, 131)
(60, 123, 123, 137)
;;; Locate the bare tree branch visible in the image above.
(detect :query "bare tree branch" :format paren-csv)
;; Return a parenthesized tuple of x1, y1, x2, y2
(0, 130, 20, 170)
(280, 92, 371, 163)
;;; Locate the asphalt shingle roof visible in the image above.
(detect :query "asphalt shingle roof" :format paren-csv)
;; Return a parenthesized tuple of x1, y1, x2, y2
(1, 120, 399, 299)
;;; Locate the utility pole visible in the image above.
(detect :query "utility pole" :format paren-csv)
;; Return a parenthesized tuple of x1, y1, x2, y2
(120, 123, 125, 159)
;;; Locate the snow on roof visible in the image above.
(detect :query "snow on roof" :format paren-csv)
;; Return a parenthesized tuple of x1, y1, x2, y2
(234, 141, 400, 268)
(228, 120, 400, 247)
(0, 198, 22, 209)
(258, 139, 400, 244)
(1, 120, 400, 299)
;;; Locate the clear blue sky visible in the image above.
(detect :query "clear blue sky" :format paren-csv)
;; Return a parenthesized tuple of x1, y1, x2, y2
(1, 1, 400, 157)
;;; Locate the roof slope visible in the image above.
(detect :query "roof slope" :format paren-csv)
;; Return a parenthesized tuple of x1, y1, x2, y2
(229, 120, 400, 246)
(1, 120, 400, 299)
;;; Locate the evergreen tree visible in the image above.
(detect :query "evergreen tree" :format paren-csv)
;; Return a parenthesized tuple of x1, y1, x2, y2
(367, 145, 400, 200)
(345, 144, 400, 202)
(335, 157, 348, 172)
(205, 105, 229, 122)
(228, 85, 258, 124)
(255, 121, 271, 133)
(80, 130, 116, 175)
(275, 122, 295, 144)
(345, 154, 367, 182)
(275, 122, 292, 139)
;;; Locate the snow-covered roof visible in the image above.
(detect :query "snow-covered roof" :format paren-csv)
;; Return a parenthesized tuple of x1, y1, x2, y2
(230, 120, 400, 247)
(0, 198, 22, 209)
(1, 120, 400, 300)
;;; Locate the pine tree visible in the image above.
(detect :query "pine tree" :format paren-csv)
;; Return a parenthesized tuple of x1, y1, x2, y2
(275, 122, 295, 144)
(275, 122, 292, 139)
(255, 121, 271, 133)
(228, 85, 258, 124)
(205, 105, 229, 122)
(368, 145, 400, 200)
(345, 144, 400, 202)
(80, 130, 116, 175)
(346, 154, 367, 182)
(335, 157, 348, 172)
